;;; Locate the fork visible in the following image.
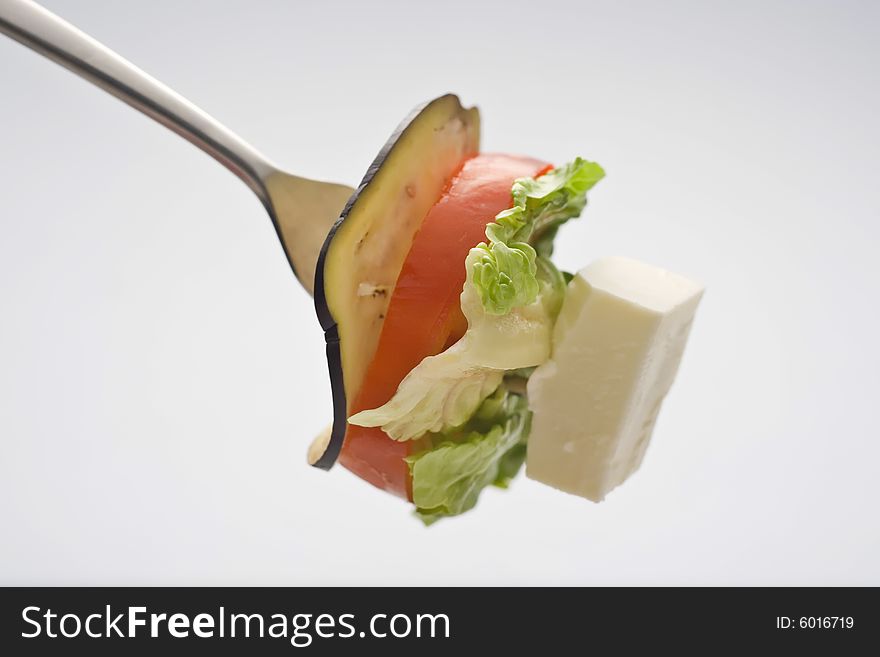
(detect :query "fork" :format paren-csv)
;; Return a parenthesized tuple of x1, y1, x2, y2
(0, 0, 354, 294)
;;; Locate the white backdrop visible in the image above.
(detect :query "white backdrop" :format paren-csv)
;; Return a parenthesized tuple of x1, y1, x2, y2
(1, 0, 877, 585)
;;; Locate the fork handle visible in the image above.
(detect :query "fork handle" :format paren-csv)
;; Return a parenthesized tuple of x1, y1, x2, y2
(0, 0, 275, 202)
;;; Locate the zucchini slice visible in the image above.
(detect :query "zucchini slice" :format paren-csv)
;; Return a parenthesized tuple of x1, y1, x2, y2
(312, 95, 480, 469)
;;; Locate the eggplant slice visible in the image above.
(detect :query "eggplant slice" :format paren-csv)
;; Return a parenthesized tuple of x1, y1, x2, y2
(311, 95, 480, 469)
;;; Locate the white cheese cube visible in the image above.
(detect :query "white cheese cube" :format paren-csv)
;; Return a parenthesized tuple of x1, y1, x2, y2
(526, 256, 704, 501)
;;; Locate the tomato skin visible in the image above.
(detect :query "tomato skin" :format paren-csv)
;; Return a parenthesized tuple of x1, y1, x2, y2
(339, 153, 550, 499)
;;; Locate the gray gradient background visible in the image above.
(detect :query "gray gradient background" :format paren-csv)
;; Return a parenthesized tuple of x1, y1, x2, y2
(1, 0, 877, 585)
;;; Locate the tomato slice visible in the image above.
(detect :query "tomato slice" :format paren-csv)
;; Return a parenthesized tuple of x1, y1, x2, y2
(339, 153, 550, 499)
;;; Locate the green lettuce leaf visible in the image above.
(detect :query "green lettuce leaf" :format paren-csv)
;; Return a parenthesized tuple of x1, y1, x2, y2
(407, 389, 531, 524)
(490, 157, 606, 245)
(456, 250, 565, 371)
(474, 157, 604, 314)
(470, 240, 540, 315)
(494, 442, 527, 489)
(346, 363, 504, 441)
(348, 253, 564, 440)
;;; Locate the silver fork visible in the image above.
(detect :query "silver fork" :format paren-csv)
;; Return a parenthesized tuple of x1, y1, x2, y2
(0, 0, 354, 294)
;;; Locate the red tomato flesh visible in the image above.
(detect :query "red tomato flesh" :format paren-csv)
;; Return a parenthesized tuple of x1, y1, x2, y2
(339, 153, 550, 499)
